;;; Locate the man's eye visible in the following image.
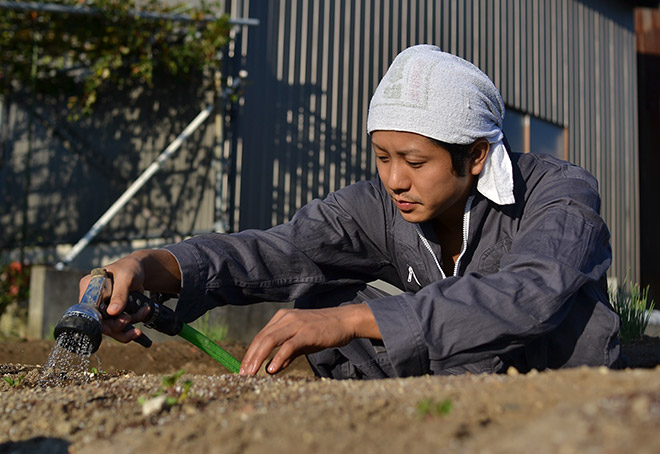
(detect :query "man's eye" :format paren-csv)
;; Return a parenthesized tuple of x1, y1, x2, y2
(407, 161, 424, 168)
(377, 156, 389, 163)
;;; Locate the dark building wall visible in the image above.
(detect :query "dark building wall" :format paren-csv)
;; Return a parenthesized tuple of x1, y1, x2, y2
(0, 0, 643, 285)
(0, 74, 218, 260)
(636, 6, 660, 300)
(230, 0, 640, 283)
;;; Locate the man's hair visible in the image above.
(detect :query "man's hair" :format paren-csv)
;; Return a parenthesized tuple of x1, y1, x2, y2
(427, 138, 475, 177)
(428, 135, 511, 177)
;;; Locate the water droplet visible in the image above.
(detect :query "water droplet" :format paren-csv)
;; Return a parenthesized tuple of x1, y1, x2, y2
(40, 332, 95, 387)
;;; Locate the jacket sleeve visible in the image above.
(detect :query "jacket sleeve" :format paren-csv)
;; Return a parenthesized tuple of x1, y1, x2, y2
(366, 166, 613, 376)
(164, 181, 395, 322)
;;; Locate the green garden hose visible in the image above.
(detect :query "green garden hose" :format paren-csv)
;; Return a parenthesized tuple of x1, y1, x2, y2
(178, 323, 241, 374)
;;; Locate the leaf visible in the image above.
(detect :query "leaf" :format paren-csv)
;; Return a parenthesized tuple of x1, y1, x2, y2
(1, 0, 233, 118)
(162, 369, 186, 388)
(416, 398, 453, 418)
(2, 374, 25, 387)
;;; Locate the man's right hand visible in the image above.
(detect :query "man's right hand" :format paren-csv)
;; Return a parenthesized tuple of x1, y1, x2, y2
(77, 249, 182, 343)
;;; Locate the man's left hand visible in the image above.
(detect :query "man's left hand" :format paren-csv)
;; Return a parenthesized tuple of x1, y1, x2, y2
(239, 303, 381, 376)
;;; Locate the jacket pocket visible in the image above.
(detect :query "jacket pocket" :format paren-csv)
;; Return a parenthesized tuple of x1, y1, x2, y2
(537, 208, 592, 269)
(478, 237, 512, 274)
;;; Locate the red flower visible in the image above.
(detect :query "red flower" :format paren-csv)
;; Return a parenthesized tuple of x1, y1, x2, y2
(8, 261, 22, 273)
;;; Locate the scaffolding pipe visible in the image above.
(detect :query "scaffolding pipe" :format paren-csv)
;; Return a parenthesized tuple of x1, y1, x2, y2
(3, 0, 255, 268)
(54, 71, 245, 269)
(55, 105, 214, 270)
(0, 1, 260, 26)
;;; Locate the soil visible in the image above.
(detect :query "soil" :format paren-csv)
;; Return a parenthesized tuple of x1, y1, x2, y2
(1, 336, 660, 454)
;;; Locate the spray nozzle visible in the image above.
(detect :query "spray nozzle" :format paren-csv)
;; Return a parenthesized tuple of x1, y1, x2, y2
(53, 268, 182, 355)
(53, 303, 104, 354)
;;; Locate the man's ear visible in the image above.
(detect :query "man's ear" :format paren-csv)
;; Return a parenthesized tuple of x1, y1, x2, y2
(468, 139, 490, 176)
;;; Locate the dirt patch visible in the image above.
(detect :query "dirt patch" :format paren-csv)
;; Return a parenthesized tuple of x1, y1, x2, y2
(2, 337, 660, 453)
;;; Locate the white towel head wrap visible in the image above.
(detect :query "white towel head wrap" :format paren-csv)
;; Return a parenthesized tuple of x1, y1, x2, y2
(367, 45, 515, 205)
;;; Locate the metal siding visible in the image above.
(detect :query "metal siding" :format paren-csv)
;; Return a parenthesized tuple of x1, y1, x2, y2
(1, 84, 218, 255)
(0, 0, 640, 283)
(234, 0, 640, 282)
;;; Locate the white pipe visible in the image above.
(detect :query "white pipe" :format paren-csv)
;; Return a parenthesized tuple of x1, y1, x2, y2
(55, 105, 214, 270)
(0, 1, 260, 26)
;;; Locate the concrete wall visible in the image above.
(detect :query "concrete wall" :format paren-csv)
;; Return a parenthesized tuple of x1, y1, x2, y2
(215, 302, 293, 344)
(27, 265, 87, 339)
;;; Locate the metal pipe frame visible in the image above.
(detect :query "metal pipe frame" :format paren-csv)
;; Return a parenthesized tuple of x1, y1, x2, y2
(0, 1, 260, 26)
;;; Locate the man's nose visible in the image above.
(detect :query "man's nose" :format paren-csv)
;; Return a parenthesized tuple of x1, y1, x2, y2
(388, 162, 411, 192)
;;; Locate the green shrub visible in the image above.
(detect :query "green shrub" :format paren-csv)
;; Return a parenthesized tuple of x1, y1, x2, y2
(1, 0, 232, 119)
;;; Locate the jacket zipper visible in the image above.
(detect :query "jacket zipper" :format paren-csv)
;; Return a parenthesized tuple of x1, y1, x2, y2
(414, 224, 445, 279)
(453, 195, 474, 276)
(407, 265, 421, 285)
(414, 195, 474, 278)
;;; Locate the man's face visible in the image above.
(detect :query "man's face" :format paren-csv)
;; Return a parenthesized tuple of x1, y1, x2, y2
(372, 130, 476, 225)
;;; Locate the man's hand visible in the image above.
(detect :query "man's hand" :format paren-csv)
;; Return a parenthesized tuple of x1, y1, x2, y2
(77, 249, 181, 343)
(239, 303, 382, 376)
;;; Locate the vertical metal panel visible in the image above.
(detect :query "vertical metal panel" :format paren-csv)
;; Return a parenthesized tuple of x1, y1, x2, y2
(0, 0, 641, 283)
(0, 79, 218, 256)
(233, 0, 640, 283)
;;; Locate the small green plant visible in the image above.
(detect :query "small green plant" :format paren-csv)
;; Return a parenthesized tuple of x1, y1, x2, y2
(416, 398, 453, 419)
(139, 369, 192, 409)
(609, 276, 655, 342)
(90, 367, 106, 376)
(3, 374, 26, 388)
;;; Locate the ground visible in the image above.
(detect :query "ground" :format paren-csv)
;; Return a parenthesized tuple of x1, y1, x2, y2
(1, 336, 660, 454)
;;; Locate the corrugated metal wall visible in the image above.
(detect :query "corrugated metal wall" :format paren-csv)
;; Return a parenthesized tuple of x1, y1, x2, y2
(0, 0, 640, 282)
(229, 0, 639, 282)
(0, 76, 218, 256)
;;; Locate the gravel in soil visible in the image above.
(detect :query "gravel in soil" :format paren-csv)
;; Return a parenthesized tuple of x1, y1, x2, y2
(1, 337, 660, 454)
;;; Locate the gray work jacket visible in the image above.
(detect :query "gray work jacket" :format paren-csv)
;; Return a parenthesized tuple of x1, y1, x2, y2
(165, 152, 621, 376)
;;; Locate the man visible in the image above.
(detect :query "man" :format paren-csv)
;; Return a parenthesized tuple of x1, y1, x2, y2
(85, 45, 622, 378)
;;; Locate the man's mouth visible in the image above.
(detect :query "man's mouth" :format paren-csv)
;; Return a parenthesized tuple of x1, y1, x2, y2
(392, 197, 419, 212)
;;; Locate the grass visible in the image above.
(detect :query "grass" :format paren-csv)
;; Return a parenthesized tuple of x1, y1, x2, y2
(2, 374, 25, 388)
(416, 398, 453, 419)
(609, 277, 655, 343)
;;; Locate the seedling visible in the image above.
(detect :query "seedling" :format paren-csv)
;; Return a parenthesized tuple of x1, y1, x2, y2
(3, 374, 25, 388)
(609, 276, 655, 342)
(90, 367, 106, 376)
(139, 369, 193, 409)
(417, 398, 453, 419)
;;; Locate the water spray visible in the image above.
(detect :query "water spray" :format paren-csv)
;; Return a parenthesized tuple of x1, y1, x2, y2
(53, 268, 241, 373)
